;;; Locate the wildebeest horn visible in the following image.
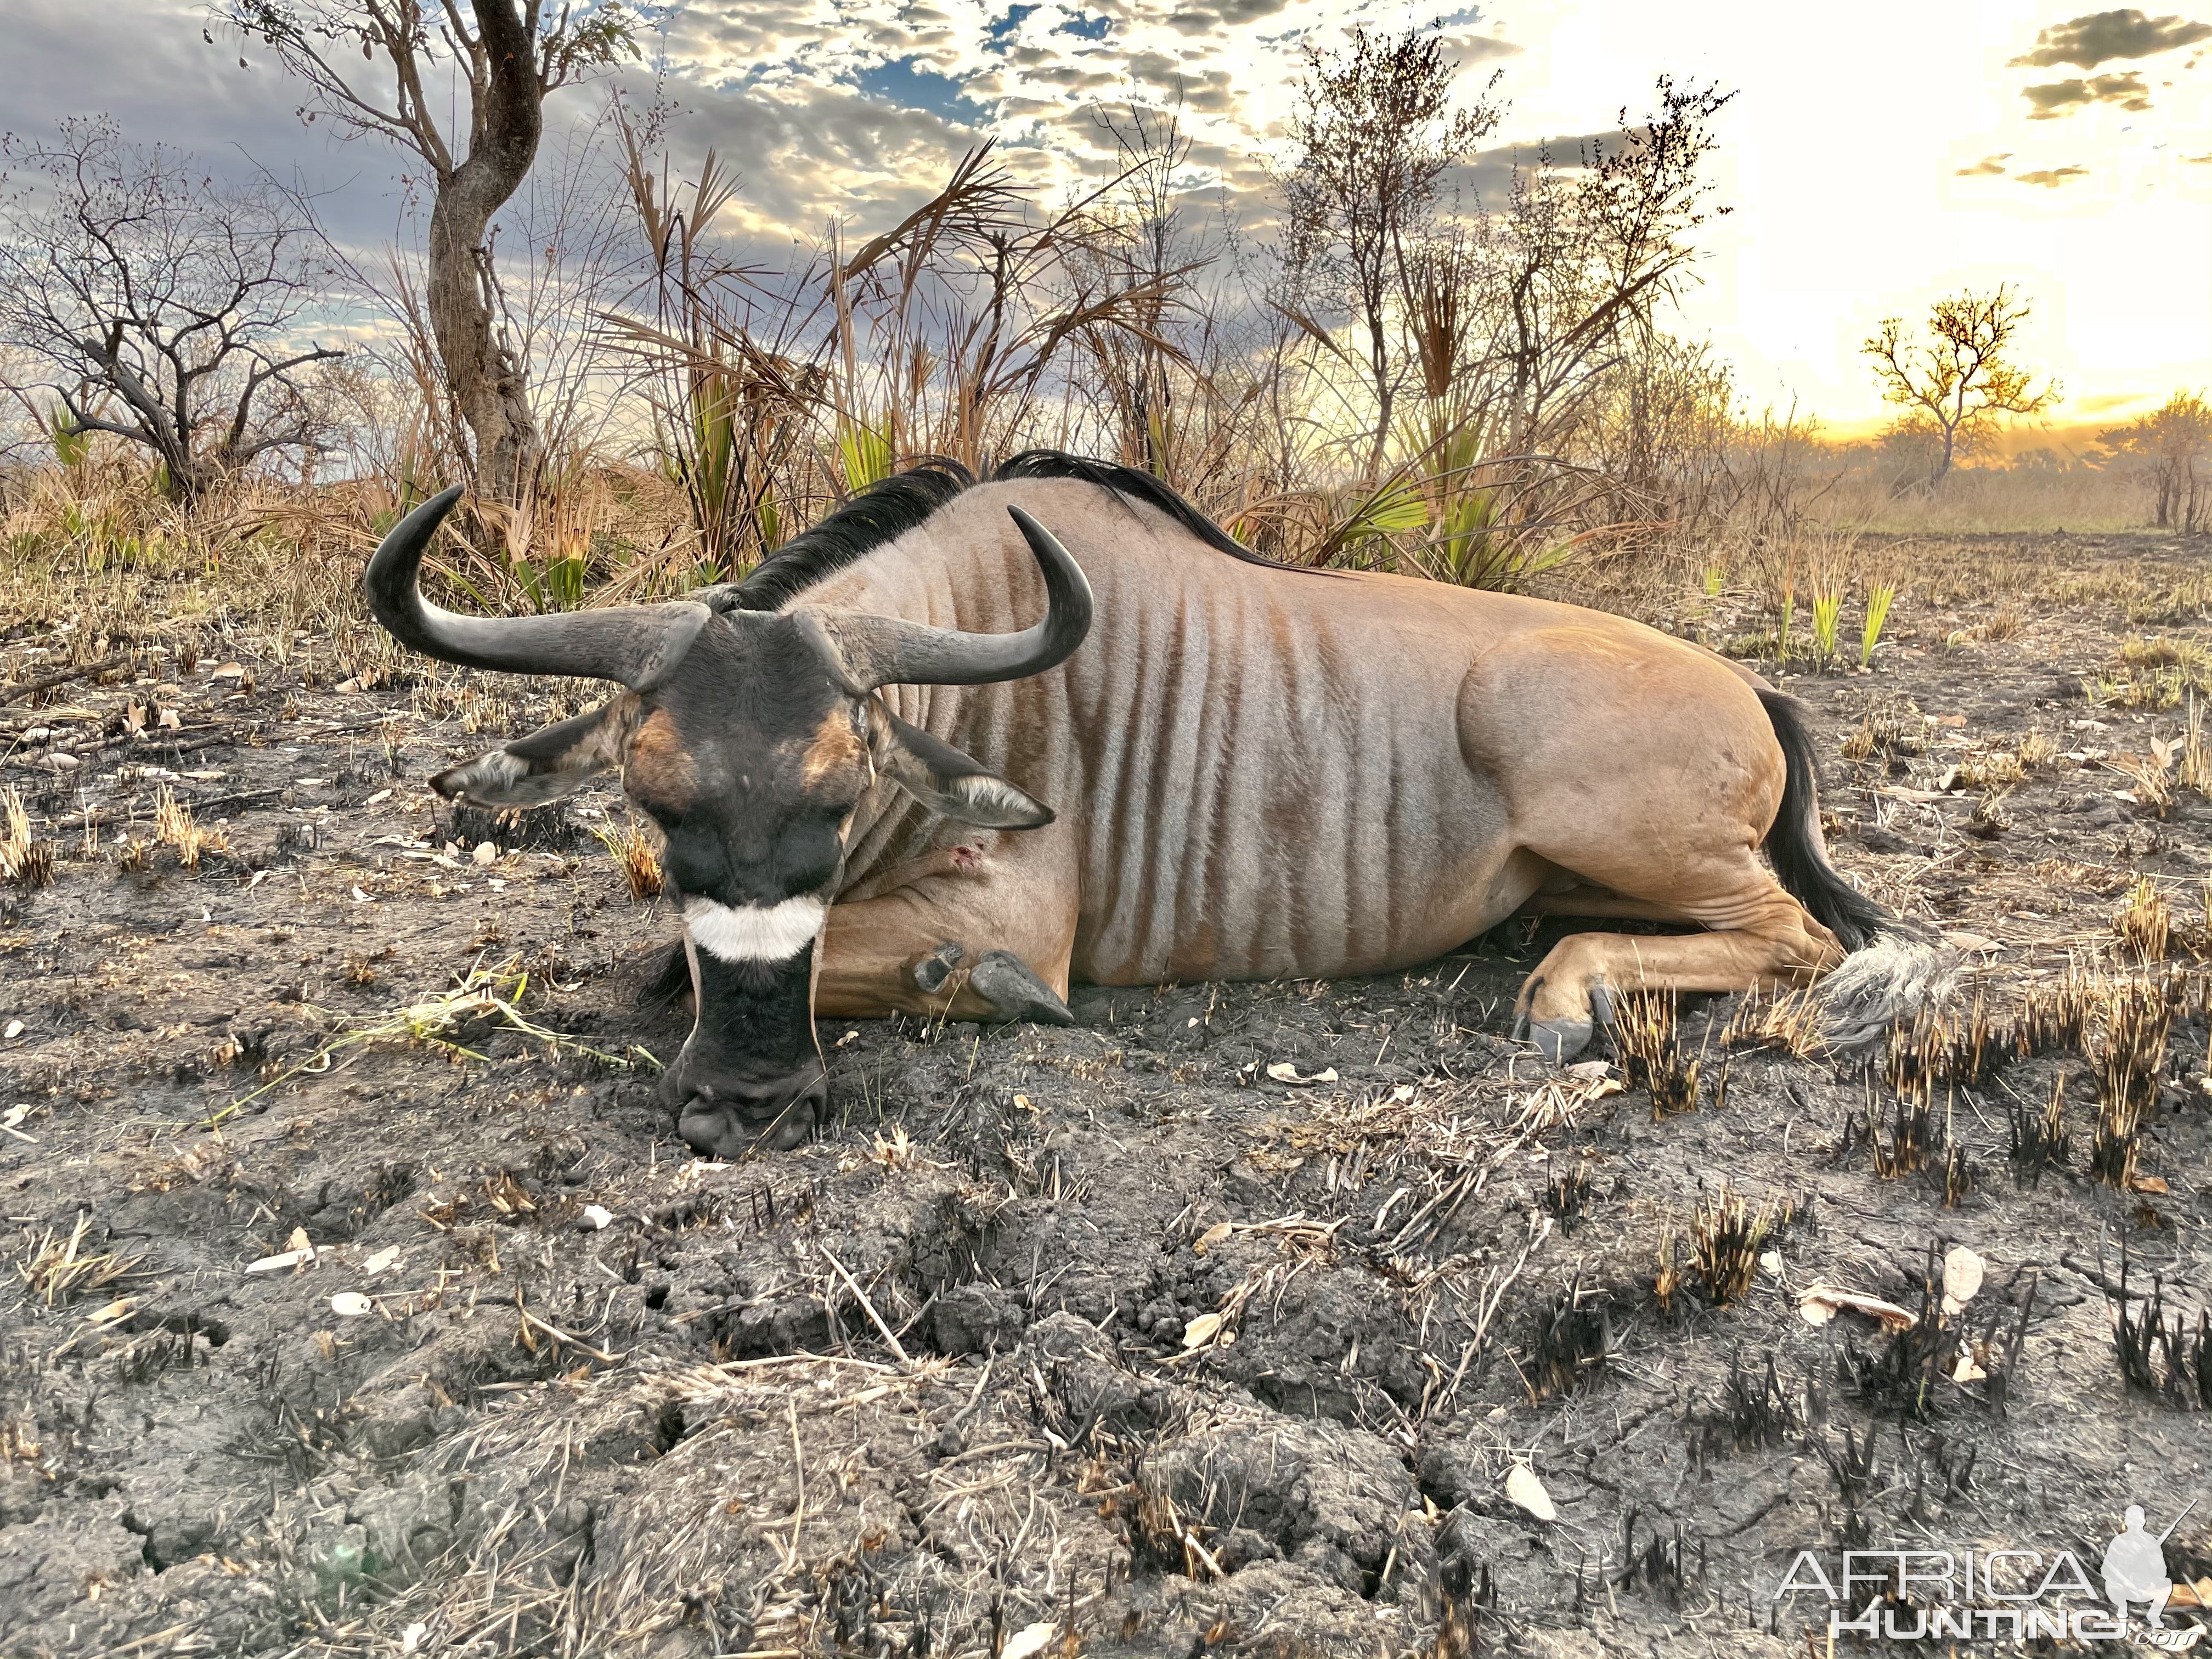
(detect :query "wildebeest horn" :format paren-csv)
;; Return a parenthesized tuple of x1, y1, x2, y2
(807, 506, 1093, 690)
(364, 485, 711, 688)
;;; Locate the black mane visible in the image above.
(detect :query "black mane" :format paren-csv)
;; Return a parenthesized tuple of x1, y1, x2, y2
(723, 449, 1310, 612)
(723, 458, 974, 612)
(988, 450, 1301, 572)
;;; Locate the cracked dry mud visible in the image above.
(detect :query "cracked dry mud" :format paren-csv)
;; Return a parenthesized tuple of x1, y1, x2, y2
(3, 530, 2211, 1658)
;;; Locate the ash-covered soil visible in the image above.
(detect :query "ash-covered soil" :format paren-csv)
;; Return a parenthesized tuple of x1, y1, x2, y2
(3, 531, 2210, 1659)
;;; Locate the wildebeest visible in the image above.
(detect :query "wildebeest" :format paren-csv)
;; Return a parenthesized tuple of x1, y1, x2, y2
(367, 453, 1946, 1157)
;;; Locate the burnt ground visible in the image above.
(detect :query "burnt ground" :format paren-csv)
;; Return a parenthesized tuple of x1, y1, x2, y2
(2, 529, 2210, 1659)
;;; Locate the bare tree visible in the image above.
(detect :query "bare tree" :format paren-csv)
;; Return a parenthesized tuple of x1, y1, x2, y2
(1863, 285, 2057, 485)
(1352, 76, 1735, 578)
(1278, 29, 1500, 471)
(0, 117, 341, 503)
(1477, 78, 1735, 461)
(223, 0, 637, 507)
(2101, 390, 2211, 531)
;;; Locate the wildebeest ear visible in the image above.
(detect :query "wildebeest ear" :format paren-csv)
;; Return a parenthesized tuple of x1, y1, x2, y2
(871, 706, 1052, 829)
(431, 699, 632, 808)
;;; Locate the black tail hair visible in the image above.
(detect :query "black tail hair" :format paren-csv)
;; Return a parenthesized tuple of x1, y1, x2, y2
(1758, 689, 1887, 952)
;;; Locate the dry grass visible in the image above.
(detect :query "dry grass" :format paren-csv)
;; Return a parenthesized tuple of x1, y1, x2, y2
(1653, 1228, 1685, 1318)
(2114, 877, 2172, 962)
(2187, 881, 2212, 961)
(1, 788, 54, 888)
(1610, 988, 1702, 1116)
(1818, 463, 2146, 535)
(1688, 1186, 1775, 1307)
(1956, 748, 2024, 791)
(2062, 967, 2208, 1190)
(211, 957, 661, 1128)
(2129, 575, 2212, 627)
(1527, 1273, 1611, 1398)
(1853, 1085, 1941, 1180)
(10, 1212, 146, 1309)
(1837, 695, 1924, 765)
(151, 783, 228, 871)
(593, 817, 664, 900)
(1955, 727, 2057, 792)
(2006, 1073, 2073, 1187)
(2180, 697, 2211, 798)
(2085, 636, 2212, 711)
(1717, 986, 1825, 1060)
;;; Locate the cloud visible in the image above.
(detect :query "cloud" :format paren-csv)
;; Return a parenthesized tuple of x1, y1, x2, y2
(2022, 70, 2154, 116)
(2016, 165, 2091, 186)
(2009, 8, 2211, 68)
(1440, 32, 1523, 64)
(1159, 0, 1296, 35)
(1, 0, 374, 200)
(1179, 70, 1244, 113)
(1955, 153, 2012, 175)
(0, 0, 1547, 262)
(1448, 129, 1622, 200)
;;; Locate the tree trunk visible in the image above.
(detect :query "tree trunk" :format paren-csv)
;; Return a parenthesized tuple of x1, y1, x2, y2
(1365, 307, 1393, 475)
(1932, 422, 1957, 487)
(425, 1, 545, 511)
(162, 460, 212, 506)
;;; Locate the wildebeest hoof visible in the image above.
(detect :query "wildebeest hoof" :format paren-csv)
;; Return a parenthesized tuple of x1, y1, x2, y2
(1587, 982, 1617, 1034)
(664, 1070, 825, 1159)
(968, 950, 1074, 1025)
(1528, 1017, 1593, 1063)
(913, 941, 966, 995)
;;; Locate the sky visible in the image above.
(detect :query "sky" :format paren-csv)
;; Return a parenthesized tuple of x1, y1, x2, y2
(3, 0, 2207, 441)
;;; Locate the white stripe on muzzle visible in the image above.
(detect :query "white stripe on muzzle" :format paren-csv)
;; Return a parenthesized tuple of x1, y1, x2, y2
(682, 895, 828, 963)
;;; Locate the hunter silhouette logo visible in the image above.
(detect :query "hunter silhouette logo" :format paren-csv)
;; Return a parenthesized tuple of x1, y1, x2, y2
(2103, 1500, 2202, 1651)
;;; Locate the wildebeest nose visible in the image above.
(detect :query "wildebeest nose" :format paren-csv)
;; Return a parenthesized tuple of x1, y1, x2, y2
(667, 1063, 826, 1159)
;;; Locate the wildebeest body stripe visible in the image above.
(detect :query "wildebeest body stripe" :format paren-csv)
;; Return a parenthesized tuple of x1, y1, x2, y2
(800, 481, 1516, 984)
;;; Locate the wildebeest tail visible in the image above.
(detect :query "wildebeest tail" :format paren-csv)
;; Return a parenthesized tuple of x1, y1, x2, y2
(1757, 687, 1957, 1047)
(1757, 689, 1886, 950)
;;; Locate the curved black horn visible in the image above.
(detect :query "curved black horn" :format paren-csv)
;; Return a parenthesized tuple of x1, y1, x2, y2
(807, 505, 1093, 690)
(365, 485, 712, 687)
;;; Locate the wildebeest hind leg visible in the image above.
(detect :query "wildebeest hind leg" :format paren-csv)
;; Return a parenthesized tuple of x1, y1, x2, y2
(1463, 627, 1846, 1061)
(1510, 884, 1839, 1060)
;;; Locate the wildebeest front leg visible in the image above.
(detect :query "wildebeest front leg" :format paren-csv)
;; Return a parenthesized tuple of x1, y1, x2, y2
(816, 834, 1079, 1024)
(906, 941, 1072, 1024)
